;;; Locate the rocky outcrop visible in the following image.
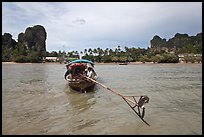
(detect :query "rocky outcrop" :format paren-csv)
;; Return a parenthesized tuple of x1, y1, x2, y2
(2, 33, 17, 49)
(18, 25, 47, 52)
(2, 25, 47, 62)
(150, 32, 202, 51)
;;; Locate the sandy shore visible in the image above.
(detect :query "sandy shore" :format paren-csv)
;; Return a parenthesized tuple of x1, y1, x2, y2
(2, 62, 18, 64)
(2, 62, 58, 64)
(95, 62, 145, 65)
(2, 62, 33, 64)
(2, 61, 201, 65)
(2, 61, 145, 64)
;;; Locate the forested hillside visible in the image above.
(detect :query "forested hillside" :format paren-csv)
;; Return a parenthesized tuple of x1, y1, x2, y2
(2, 24, 202, 63)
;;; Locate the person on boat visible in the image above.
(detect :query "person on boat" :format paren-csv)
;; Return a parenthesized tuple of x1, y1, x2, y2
(70, 63, 86, 80)
(86, 67, 97, 79)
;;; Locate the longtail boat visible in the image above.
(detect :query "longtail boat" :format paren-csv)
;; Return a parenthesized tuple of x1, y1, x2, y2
(64, 59, 97, 92)
(64, 59, 150, 126)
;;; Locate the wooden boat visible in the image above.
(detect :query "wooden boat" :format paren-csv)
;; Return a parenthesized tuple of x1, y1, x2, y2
(64, 59, 97, 92)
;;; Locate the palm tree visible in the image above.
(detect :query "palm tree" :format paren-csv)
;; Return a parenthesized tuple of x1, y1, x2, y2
(88, 48, 93, 55)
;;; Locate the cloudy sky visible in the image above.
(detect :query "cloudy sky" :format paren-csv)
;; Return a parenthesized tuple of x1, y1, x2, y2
(2, 2, 202, 52)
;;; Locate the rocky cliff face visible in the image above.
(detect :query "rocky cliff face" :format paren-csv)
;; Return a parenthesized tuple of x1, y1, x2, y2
(2, 25, 47, 62)
(18, 25, 47, 52)
(150, 32, 202, 50)
(2, 33, 17, 49)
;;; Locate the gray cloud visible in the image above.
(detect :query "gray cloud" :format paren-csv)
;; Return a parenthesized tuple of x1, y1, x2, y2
(72, 18, 86, 25)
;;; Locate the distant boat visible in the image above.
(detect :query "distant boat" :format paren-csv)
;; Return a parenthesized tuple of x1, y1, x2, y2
(119, 62, 128, 65)
(64, 59, 97, 92)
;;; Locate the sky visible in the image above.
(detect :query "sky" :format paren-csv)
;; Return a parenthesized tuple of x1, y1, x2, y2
(2, 2, 202, 52)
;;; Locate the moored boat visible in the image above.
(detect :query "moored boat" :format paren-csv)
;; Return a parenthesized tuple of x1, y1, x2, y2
(119, 62, 128, 65)
(64, 59, 97, 92)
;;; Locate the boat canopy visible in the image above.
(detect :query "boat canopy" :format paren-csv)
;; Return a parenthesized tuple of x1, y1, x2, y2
(66, 59, 94, 67)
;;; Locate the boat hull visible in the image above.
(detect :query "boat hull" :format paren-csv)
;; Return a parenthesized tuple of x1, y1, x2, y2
(68, 79, 95, 92)
(119, 62, 128, 65)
